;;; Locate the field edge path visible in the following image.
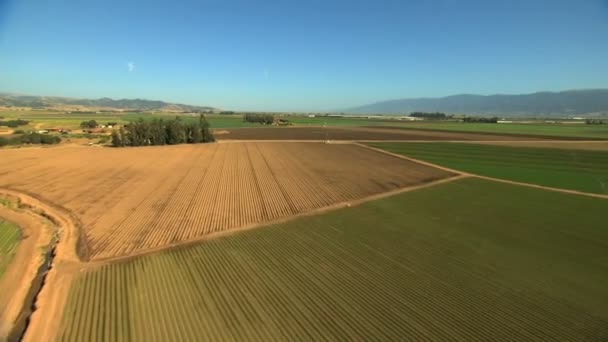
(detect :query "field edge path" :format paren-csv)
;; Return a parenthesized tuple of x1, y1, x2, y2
(88, 174, 468, 266)
(0, 205, 50, 340)
(0, 189, 84, 342)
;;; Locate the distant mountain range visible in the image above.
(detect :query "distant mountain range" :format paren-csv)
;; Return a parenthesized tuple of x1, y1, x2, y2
(346, 89, 608, 117)
(0, 93, 217, 112)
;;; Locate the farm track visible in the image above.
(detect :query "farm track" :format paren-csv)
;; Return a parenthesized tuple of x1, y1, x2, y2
(0, 189, 82, 342)
(0, 207, 42, 340)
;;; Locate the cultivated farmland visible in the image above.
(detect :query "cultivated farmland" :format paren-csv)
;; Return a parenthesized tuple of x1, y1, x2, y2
(56, 178, 608, 341)
(0, 218, 20, 278)
(215, 126, 550, 141)
(373, 121, 608, 140)
(368, 142, 608, 194)
(0, 142, 452, 260)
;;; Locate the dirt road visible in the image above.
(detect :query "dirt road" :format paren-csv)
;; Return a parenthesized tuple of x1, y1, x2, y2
(0, 189, 84, 342)
(0, 205, 52, 340)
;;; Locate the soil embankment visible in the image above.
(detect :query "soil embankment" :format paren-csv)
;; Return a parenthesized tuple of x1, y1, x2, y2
(0, 205, 53, 340)
(0, 190, 83, 342)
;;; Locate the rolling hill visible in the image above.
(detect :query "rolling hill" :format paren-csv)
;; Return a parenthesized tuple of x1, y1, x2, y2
(0, 94, 217, 112)
(347, 89, 608, 117)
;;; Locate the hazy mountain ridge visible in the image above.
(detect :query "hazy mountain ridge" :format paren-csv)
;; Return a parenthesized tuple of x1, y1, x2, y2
(347, 89, 608, 116)
(0, 94, 217, 112)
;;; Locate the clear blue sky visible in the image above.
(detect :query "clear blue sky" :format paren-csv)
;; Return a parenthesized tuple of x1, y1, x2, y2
(1, 0, 607, 112)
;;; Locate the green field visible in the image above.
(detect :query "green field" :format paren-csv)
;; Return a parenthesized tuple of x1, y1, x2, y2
(368, 142, 608, 194)
(124, 114, 396, 128)
(4, 110, 608, 140)
(283, 115, 390, 127)
(1, 111, 387, 130)
(0, 218, 21, 278)
(57, 178, 608, 341)
(122, 114, 258, 128)
(381, 121, 608, 139)
(0, 111, 130, 132)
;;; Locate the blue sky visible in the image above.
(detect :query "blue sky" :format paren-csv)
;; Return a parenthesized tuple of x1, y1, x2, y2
(0, 0, 607, 112)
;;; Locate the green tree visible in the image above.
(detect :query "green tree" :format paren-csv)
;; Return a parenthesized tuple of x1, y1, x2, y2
(112, 116, 214, 147)
(111, 130, 123, 147)
(80, 120, 98, 129)
(119, 126, 128, 146)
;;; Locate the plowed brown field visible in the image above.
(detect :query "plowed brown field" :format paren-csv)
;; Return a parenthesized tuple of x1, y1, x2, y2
(0, 142, 453, 260)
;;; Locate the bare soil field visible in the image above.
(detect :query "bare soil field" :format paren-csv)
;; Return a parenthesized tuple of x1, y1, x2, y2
(215, 126, 549, 141)
(0, 142, 453, 260)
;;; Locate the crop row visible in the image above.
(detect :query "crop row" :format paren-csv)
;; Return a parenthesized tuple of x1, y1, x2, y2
(56, 178, 608, 341)
(0, 142, 449, 260)
(366, 142, 608, 194)
(0, 218, 21, 278)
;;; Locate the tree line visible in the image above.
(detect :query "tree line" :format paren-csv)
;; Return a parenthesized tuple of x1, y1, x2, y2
(409, 112, 448, 120)
(0, 119, 29, 127)
(80, 120, 99, 128)
(0, 132, 61, 147)
(585, 119, 606, 125)
(111, 115, 214, 147)
(462, 117, 498, 123)
(243, 113, 274, 125)
(80, 120, 118, 128)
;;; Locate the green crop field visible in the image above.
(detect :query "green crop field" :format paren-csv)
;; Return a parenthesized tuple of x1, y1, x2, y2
(57, 178, 608, 341)
(380, 121, 608, 139)
(124, 114, 389, 128)
(5, 109, 608, 141)
(367, 142, 608, 194)
(0, 218, 21, 278)
(0, 110, 393, 130)
(284, 115, 389, 127)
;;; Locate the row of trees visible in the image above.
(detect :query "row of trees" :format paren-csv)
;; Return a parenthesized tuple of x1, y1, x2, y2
(243, 113, 274, 125)
(585, 119, 606, 125)
(409, 112, 448, 120)
(462, 117, 498, 123)
(0, 132, 61, 146)
(0, 119, 29, 127)
(80, 120, 118, 128)
(111, 115, 214, 147)
(80, 120, 99, 129)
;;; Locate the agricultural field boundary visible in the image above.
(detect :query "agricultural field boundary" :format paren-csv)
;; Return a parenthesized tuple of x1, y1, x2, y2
(357, 143, 608, 200)
(0, 206, 49, 340)
(0, 189, 84, 342)
(87, 173, 467, 266)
